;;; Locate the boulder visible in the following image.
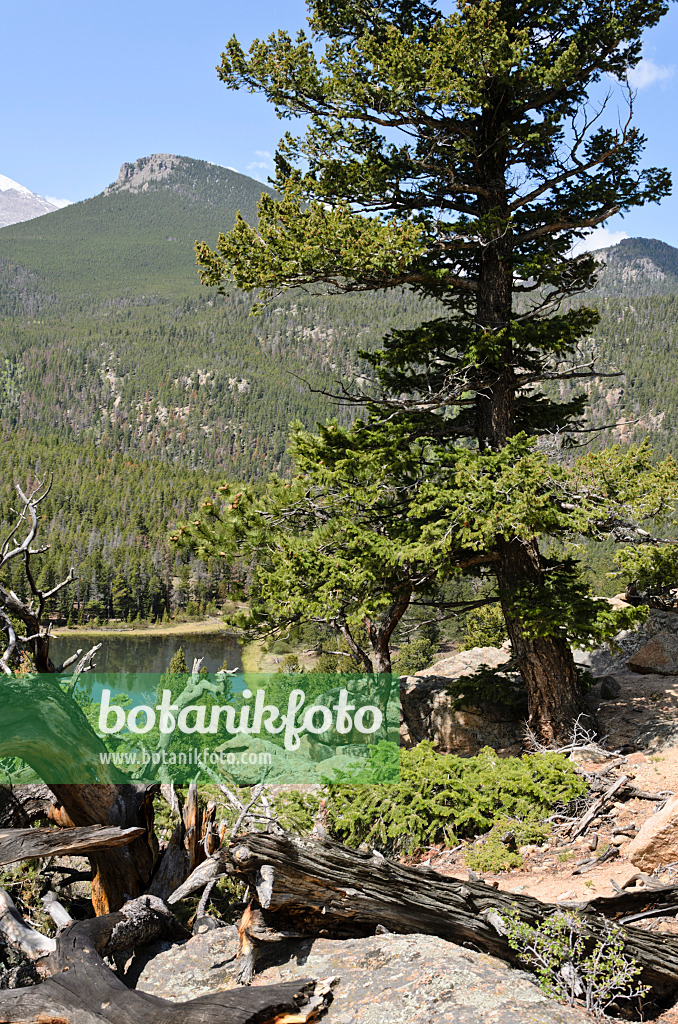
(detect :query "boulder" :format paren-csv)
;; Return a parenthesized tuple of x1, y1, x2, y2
(137, 927, 593, 1023)
(626, 632, 678, 674)
(400, 646, 526, 755)
(626, 794, 678, 871)
(598, 676, 622, 700)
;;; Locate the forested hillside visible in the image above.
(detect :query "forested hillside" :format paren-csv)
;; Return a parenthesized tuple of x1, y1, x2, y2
(2, 154, 678, 620)
(0, 435, 248, 623)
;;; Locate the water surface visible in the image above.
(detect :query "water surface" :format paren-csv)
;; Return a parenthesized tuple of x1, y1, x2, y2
(50, 630, 242, 677)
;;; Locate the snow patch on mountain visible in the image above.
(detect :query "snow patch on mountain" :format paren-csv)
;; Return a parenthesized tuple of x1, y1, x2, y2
(0, 174, 71, 228)
(0, 173, 33, 196)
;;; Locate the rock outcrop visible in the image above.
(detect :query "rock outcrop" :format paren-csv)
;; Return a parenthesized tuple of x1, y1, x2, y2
(137, 927, 593, 1023)
(400, 646, 526, 755)
(104, 154, 182, 194)
(626, 794, 678, 872)
(626, 632, 678, 675)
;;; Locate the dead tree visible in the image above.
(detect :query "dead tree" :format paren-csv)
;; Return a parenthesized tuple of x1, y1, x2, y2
(0, 483, 163, 913)
(0, 893, 335, 1023)
(220, 833, 678, 1000)
(0, 481, 80, 674)
(0, 670, 159, 914)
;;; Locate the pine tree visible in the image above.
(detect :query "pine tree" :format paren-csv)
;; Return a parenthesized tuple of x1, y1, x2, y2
(168, 647, 189, 676)
(196, 0, 673, 742)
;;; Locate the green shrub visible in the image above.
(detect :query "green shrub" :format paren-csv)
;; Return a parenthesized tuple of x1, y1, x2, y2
(502, 910, 649, 1017)
(314, 652, 340, 674)
(465, 816, 549, 872)
(325, 742, 587, 854)
(392, 637, 437, 676)
(458, 604, 508, 650)
(273, 790, 320, 833)
(168, 647, 189, 675)
(465, 832, 524, 872)
(277, 653, 301, 674)
(268, 639, 294, 655)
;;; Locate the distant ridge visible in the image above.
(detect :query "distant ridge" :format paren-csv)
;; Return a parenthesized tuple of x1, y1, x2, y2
(0, 154, 276, 298)
(0, 173, 61, 229)
(592, 237, 678, 296)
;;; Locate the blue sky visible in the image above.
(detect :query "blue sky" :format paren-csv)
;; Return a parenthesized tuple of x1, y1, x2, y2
(2, 0, 677, 247)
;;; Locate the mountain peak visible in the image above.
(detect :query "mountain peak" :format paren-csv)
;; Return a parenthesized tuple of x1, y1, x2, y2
(0, 173, 34, 196)
(592, 236, 678, 296)
(0, 173, 61, 228)
(104, 154, 184, 195)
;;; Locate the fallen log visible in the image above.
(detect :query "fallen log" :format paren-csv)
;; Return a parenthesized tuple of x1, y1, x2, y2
(0, 824, 145, 865)
(223, 833, 678, 999)
(0, 893, 336, 1024)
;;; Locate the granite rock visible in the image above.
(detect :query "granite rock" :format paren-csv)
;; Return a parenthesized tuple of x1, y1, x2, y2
(136, 928, 595, 1023)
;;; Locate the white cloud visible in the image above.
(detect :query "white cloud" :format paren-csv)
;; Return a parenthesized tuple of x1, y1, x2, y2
(45, 196, 73, 209)
(627, 58, 674, 90)
(247, 150, 274, 172)
(570, 227, 629, 256)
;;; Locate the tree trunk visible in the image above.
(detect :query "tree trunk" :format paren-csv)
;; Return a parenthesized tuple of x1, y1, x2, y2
(471, 121, 585, 744)
(224, 833, 678, 1000)
(365, 586, 412, 675)
(496, 536, 587, 744)
(49, 783, 158, 916)
(0, 675, 159, 914)
(0, 783, 57, 827)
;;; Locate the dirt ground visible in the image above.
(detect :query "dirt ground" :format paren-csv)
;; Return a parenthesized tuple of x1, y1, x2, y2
(425, 745, 678, 905)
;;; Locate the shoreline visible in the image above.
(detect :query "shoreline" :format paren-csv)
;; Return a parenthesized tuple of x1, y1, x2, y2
(53, 617, 239, 639)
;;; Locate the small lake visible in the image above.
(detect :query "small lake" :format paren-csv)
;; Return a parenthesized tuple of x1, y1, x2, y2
(50, 631, 243, 678)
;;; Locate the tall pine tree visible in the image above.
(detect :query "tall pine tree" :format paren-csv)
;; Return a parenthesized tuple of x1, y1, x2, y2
(196, 0, 672, 741)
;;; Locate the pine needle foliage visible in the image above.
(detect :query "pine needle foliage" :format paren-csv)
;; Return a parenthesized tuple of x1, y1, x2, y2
(324, 741, 586, 853)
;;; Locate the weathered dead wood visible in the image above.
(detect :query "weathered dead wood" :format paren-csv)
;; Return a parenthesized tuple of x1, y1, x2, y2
(0, 784, 57, 827)
(0, 481, 76, 675)
(0, 887, 55, 959)
(64, 642, 102, 695)
(48, 783, 159, 916)
(236, 900, 306, 986)
(148, 782, 208, 903)
(41, 891, 74, 932)
(166, 851, 225, 904)
(224, 833, 678, 998)
(568, 774, 628, 838)
(0, 894, 335, 1024)
(572, 845, 620, 875)
(0, 824, 145, 866)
